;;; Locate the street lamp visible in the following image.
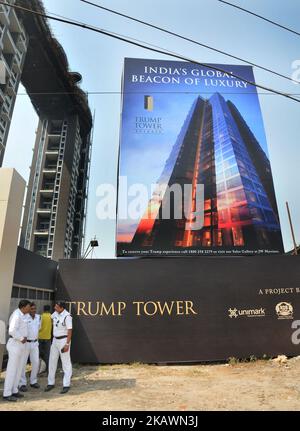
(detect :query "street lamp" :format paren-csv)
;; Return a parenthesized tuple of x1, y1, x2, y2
(83, 237, 99, 259)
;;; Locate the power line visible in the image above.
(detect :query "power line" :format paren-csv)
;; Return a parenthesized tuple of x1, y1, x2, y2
(42, 5, 184, 57)
(1, 1, 300, 104)
(218, 0, 300, 37)
(15, 91, 300, 96)
(80, 0, 300, 85)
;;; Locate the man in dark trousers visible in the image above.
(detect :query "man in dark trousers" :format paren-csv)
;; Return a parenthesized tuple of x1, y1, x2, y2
(38, 305, 52, 372)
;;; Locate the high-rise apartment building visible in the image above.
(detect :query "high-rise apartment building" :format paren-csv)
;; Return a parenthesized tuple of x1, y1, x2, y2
(0, 0, 93, 260)
(0, 0, 28, 165)
(21, 113, 92, 260)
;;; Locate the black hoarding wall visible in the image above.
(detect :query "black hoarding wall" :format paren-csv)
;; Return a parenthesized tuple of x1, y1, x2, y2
(56, 256, 300, 363)
(14, 247, 57, 290)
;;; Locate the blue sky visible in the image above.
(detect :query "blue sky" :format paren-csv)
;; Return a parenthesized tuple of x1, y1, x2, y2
(3, 0, 300, 256)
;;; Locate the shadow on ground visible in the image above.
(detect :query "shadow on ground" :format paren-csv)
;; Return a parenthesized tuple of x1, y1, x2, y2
(0, 365, 136, 405)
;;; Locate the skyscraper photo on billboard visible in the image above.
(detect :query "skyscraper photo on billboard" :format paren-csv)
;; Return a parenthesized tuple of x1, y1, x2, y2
(116, 58, 283, 257)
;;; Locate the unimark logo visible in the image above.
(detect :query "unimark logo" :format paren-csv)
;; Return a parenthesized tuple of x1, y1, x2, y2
(228, 307, 266, 318)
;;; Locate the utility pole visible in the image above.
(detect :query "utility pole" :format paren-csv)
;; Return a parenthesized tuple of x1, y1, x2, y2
(286, 201, 298, 255)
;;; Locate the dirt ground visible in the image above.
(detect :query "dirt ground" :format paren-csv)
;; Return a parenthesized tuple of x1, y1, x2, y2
(1, 357, 300, 411)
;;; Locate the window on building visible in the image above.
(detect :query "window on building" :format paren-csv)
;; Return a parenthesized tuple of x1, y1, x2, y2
(232, 226, 244, 246)
(246, 190, 258, 204)
(43, 292, 50, 301)
(12, 286, 19, 298)
(20, 288, 27, 298)
(202, 231, 211, 247)
(28, 289, 36, 300)
(226, 176, 242, 190)
(37, 290, 43, 300)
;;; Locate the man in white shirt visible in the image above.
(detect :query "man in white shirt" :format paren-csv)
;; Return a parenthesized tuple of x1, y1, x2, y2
(19, 302, 41, 392)
(45, 301, 73, 394)
(0, 319, 5, 345)
(3, 300, 31, 402)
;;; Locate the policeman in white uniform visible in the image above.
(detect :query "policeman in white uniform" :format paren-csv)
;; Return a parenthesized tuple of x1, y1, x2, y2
(45, 301, 73, 394)
(3, 300, 31, 402)
(19, 302, 41, 391)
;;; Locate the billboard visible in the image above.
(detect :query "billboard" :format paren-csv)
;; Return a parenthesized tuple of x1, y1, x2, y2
(116, 58, 283, 257)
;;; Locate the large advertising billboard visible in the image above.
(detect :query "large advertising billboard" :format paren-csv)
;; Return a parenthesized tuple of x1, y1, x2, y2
(116, 58, 284, 257)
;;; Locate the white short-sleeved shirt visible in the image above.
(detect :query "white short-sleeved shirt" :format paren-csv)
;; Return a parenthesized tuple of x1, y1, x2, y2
(27, 314, 41, 340)
(8, 309, 28, 341)
(0, 320, 6, 345)
(52, 310, 72, 337)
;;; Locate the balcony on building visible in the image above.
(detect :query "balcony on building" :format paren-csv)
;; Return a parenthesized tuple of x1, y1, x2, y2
(40, 179, 55, 195)
(4, 95, 12, 111)
(0, 5, 10, 27)
(38, 197, 53, 213)
(34, 228, 50, 236)
(16, 32, 27, 53)
(43, 165, 57, 178)
(3, 28, 16, 57)
(34, 238, 48, 257)
(34, 218, 50, 236)
(0, 142, 5, 159)
(9, 8, 24, 37)
(12, 54, 21, 74)
(75, 212, 82, 222)
(6, 78, 16, 97)
(0, 23, 5, 48)
(43, 162, 57, 177)
(49, 120, 63, 136)
(0, 117, 6, 135)
(5, 28, 19, 56)
(77, 176, 84, 190)
(37, 207, 52, 216)
(45, 148, 59, 160)
(1, 101, 10, 122)
(5, 69, 18, 97)
(73, 238, 80, 246)
(0, 84, 5, 103)
(11, 69, 17, 84)
(47, 134, 61, 151)
(2, 51, 14, 73)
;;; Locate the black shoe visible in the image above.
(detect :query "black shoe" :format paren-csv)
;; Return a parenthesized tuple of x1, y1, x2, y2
(30, 383, 40, 389)
(12, 392, 24, 398)
(19, 385, 28, 392)
(60, 387, 70, 394)
(44, 385, 55, 392)
(3, 396, 18, 402)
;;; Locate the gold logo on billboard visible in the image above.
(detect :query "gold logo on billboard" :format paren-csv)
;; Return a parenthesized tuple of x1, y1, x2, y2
(144, 95, 154, 111)
(275, 302, 293, 320)
(228, 307, 265, 318)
